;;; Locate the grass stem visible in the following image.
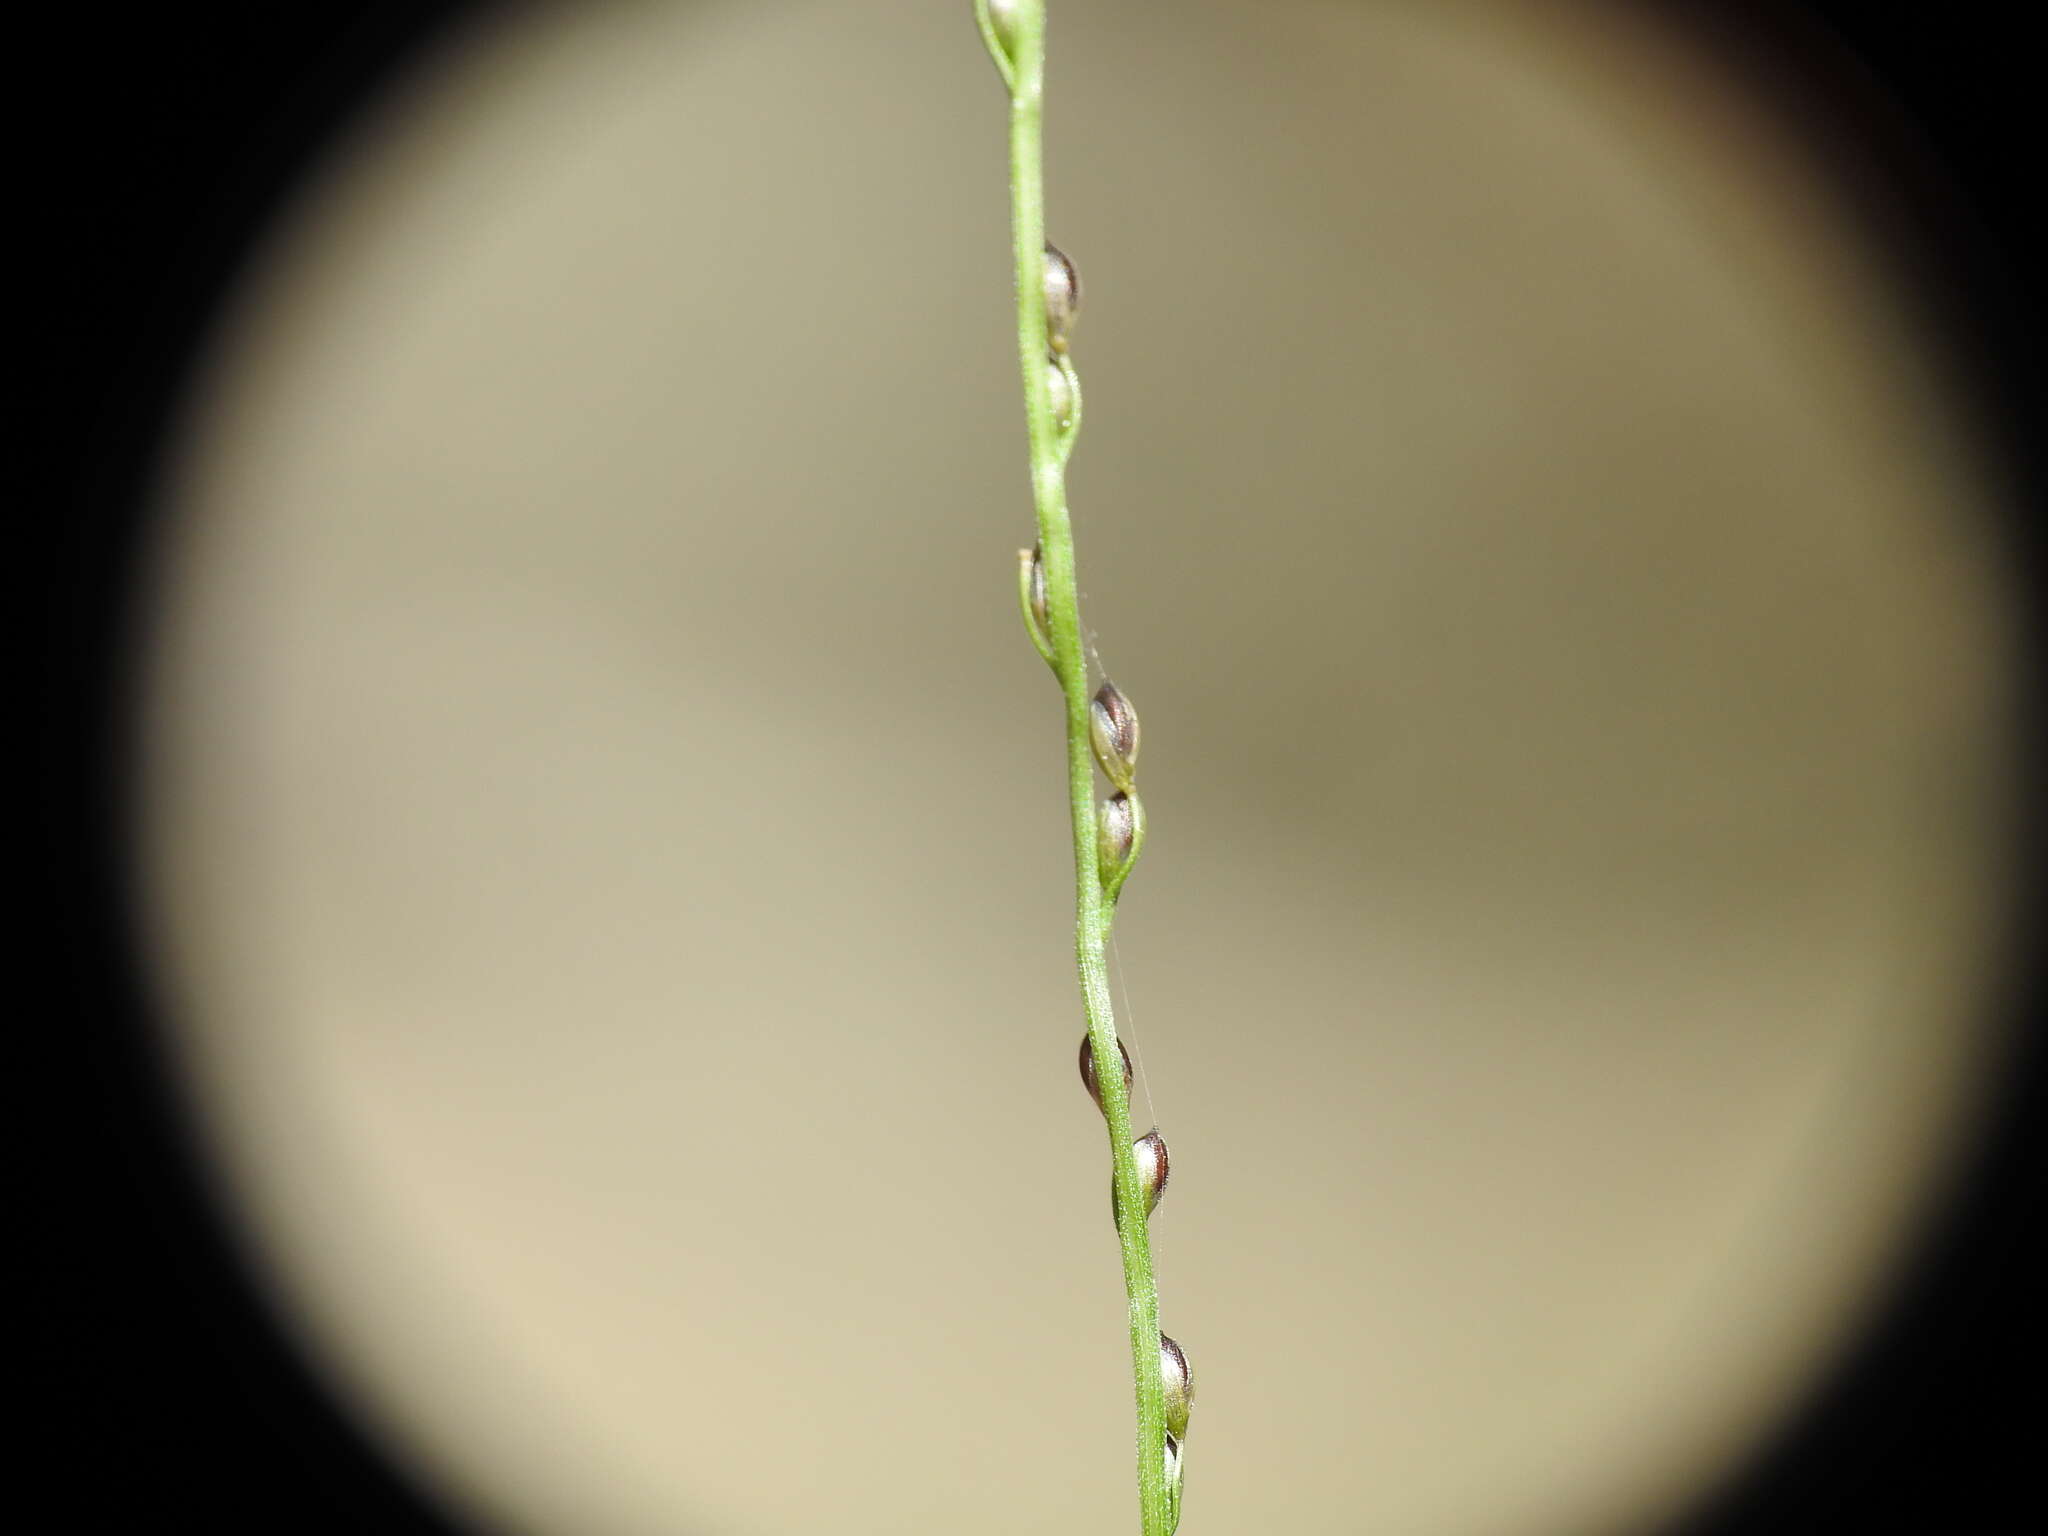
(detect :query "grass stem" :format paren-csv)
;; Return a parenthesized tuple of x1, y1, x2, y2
(982, 5, 1172, 1531)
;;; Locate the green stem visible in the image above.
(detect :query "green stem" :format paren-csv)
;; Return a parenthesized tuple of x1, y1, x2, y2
(999, 7, 1169, 1533)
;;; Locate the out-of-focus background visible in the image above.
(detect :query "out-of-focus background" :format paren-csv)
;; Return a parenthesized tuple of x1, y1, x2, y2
(137, 3, 2018, 1533)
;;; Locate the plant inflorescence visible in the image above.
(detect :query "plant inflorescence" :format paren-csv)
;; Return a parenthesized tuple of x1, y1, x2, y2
(976, 5, 1191, 1532)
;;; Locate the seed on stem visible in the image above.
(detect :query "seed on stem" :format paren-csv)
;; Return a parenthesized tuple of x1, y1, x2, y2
(1043, 242, 1081, 353)
(1078, 1033, 1134, 1114)
(1019, 545, 1053, 664)
(1089, 680, 1140, 793)
(1114, 1130, 1179, 1228)
(1097, 790, 1140, 890)
(1134, 1129, 1170, 1214)
(1097, 793, 1133, 866)
(1046, 356, 1075, 430)
(1112, 1127, 1170, 1225)
(1159, 1334, 1193, 1439)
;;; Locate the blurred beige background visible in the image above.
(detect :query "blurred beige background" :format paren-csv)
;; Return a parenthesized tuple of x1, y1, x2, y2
(139, 2, 2017, 1533)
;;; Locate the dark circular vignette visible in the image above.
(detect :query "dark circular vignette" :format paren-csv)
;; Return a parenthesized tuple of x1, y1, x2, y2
(40, 4, 2039, 1534)
(1650, 8, 2046, 1536)
(46, 7, 493, 1532)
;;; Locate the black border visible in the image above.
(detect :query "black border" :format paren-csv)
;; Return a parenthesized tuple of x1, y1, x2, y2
(45, 7, 489, 1529)
(1653, 5, 2044, 1526)
(39, 4, 2040, 1531)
